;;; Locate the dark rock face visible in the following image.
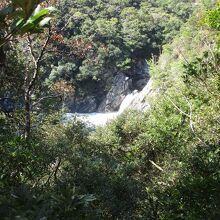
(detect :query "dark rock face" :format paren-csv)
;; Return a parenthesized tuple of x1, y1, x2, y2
(98, 73, 132, 112)
(0, 98, 15, 114)
(97, 60, 149, 112)
(66, 59, 149, 113)
(67, 96, 97, 113)
(130, 59, 149, 91)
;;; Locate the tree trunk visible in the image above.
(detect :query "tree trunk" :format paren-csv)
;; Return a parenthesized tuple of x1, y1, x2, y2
(24, 90, 31, 140)
(23, 32, 50, 139)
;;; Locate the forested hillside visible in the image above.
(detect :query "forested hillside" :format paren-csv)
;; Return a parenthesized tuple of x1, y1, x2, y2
(1, 0, 196, 113)
(49, 0, 195, 111)
(0, 0, 220, 219)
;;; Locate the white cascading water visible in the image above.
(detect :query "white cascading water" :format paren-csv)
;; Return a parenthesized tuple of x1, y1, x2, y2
(64, 79, 153, 126)
(118, 90, 139, 113)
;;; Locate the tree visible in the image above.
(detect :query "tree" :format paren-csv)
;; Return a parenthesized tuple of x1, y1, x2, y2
(0, 0, 55, 139)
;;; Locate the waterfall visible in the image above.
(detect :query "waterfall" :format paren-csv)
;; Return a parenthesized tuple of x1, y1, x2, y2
(128, 78, 153, 111)
(64, 79, 153, 127)
(118, 90, 139, 113)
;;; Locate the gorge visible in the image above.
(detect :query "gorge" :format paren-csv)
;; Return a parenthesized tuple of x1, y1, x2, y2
(64, 61, 154, 126)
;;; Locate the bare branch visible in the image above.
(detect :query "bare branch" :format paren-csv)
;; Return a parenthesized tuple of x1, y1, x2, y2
(24, 26, 51, 139)
(27, 26, 51, 93)
(32, 94, 62, 108)
(149, 160, 164, 172)
(177, 47, 190, 65)
(166, 96, 190, 117)
(27, 34, 37, 65)
(167, 93, 208, 147)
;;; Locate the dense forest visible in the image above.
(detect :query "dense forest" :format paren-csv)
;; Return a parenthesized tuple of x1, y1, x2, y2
(0, 0, 220, 219)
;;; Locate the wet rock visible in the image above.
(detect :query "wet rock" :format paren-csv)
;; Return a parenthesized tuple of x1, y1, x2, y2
(68, 96, 97, 113)
(98, 73, 132, 112)
(131, 60, 149, 91)
(66, 59, 150, 113)
(129, 78, 158, 111)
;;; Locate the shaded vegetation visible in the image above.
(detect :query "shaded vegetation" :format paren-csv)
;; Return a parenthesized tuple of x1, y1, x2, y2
(0, 0, 220, 219)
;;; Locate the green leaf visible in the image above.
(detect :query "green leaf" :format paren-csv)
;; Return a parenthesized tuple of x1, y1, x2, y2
(32, 5, 42, 16)
(15, 18, 25, 27)
(12, 0, 43, 18)
(29, 8, 50, 23)
(19, 22, 35, 34)
(39, 17, 51, 27)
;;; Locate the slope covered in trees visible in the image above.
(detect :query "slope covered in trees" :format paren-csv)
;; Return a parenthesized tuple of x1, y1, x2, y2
(47, 0, 195, 104)
(0, 0, 220, 219)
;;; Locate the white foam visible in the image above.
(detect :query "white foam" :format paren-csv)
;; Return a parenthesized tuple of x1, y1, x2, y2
(64, 112, 119, 127)
(118, 90, 138, 113)
(64, 79, 153, 126)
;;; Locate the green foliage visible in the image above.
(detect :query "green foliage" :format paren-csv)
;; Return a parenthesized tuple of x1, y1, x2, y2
(1, 1, 220, 219)
(47, 62, 77, 85)
(49, 0, 194, 98)
(0, 116, 96, 219)
(0, 0, 55, 46)
(204, 3, 220, 31)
